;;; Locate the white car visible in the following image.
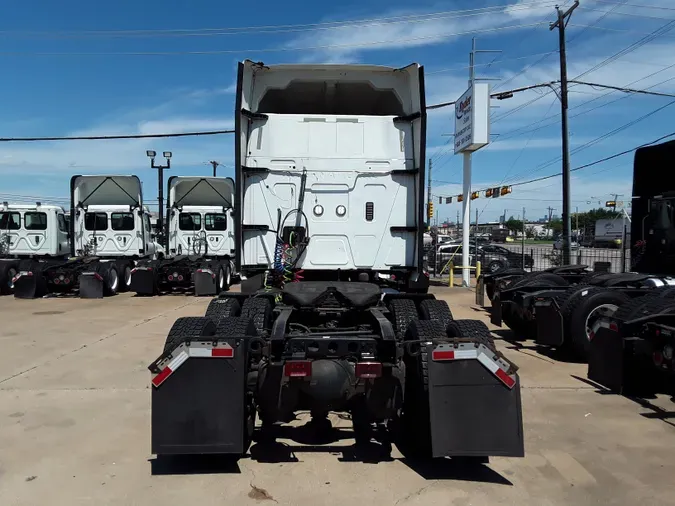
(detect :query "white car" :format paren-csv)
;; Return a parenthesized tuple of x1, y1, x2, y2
(553, 238, 580, 250)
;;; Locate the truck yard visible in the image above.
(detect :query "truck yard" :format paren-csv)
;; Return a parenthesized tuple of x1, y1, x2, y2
(0, 286, 673, 506)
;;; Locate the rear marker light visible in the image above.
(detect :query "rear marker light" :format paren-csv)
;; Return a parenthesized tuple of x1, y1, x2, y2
(609, 322, 619, 332)
(94, 273, 103, 282)
(177, 275, 184, 281)
(432, 350, 455, 361)
(355, 361, 382, 379)
(168, 275, 174, 281)
(284, 360, 312, 378)
(54, 278, 61, 285)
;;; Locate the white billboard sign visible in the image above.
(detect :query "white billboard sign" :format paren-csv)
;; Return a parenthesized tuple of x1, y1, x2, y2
(454, 82, 490, 154)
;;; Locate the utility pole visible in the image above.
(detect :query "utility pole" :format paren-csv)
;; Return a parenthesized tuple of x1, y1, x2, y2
(522, 207, 526, 268)
(427, 158, 432, 232)
(550, 0, 579, 265)
(209, 160, 220, 177)
(547, 206, 556, 239)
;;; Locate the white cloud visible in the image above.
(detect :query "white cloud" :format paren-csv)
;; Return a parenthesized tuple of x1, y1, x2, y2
(282, 2, 564, 63)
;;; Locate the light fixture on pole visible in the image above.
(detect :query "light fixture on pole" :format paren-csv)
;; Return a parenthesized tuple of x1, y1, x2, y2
(147, 150, 172, 244)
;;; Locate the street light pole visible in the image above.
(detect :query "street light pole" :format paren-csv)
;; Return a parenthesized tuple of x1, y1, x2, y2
(147, 150, 172, 245)
(209, 160, 220, 177)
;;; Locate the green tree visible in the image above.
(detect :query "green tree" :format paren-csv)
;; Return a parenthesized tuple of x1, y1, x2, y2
(505, 217, 523, 233)
(549, 218, 563, 234)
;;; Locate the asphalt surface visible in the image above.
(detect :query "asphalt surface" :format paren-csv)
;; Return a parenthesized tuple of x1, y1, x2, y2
(0, 287, 673, 505)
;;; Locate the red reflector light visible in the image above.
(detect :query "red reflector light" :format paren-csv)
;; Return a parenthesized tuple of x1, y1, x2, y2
(609, 322, 619, 332)
(53, 278, 60, 284)
(355, 362, 382, 379)
(432, 350, 455, 361)
(94, 273, 103, 282)
(495, 368, 516, 389)
(284, 360, 312, 377)
(212, 347, 234, 358)
(63, 278, 70, 284)
(168, 275, 174, 281)
(178, 275, 184, 281)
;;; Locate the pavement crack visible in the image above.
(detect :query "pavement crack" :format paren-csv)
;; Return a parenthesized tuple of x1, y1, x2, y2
(0, 301, 197, 385)
(245, 465, 278, 503)
(394, 483, 435, 506)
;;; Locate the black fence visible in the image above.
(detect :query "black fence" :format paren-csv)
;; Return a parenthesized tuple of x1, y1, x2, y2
(520, 246, 629, 274)
(424, 243, 632, 278)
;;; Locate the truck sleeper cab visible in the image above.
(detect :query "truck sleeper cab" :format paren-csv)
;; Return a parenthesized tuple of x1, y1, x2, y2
(131, 176, 237, 296)
(235, 60, 427, 292)
(0, 203, 70, 294)
(12, 175, 161, 299)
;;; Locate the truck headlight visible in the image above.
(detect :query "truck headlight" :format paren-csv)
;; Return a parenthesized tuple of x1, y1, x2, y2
(313, 205, 324, 216)
(336, 205, 346, 217)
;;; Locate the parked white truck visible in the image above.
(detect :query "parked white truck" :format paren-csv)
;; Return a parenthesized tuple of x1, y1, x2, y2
(12, 175, 162, 298)
(130, 176, 237, 296)
(0, 203, 70, 294)
(148, 60, 525, 465)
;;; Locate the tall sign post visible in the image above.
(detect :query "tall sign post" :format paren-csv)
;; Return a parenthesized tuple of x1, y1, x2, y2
(454, 42, 491, 286)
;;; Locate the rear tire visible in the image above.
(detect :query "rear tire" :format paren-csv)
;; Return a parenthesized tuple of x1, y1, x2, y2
(241, 297, 274, 335)
(419, 299, 453, 328)
(566, 288, 631, 360)
(388, 299, 419, 337)
(397, 319, 446, 459)
(0, 261, 18, 295)
(446, 319, 495, 349)
(97, 262, 119, 296)
(205, 297, 241, 322)
(214, 316, 258, 452)
(221, 262, 232, 292)
(162, 316, 217, 354)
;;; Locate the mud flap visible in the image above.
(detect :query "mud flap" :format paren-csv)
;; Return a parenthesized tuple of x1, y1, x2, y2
(587, 326, 625, 392)
(534, 300, 565, 346)
(13, 271, 47, 299)
(427, 347, 524, 458)
(476, 276, 485, 306)
(79, 272, 104, 299)
(130, 268, 157, 295)
(194, 269, 217, 296)
(490, 294, 502, 326)
(151, 339, 247, 455)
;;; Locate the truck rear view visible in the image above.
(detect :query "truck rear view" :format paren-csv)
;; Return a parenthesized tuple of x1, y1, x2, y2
(234, 60, 427, 291)
(149, 61, 523, 465)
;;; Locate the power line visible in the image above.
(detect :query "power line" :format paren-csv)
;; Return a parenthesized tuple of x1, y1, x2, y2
(594, 0, 675, 11)
(570, 79, 675, 98)
(0, 2, 560, 38)
(434, 130, 675, 199)
(0, 22, 549, 56)
(0, 130, 234, 142)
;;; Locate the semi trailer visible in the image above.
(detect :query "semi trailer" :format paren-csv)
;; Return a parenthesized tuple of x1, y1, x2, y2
(130, 176, 238, 296)
(0, 203, 70, 295)
(482, 139, 675, 363)
(148, 60, 524, 463)
(12, 175, 162, 298)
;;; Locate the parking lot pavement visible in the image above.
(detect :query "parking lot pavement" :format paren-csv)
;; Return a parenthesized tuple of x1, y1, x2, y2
(1, 288, 675, 506)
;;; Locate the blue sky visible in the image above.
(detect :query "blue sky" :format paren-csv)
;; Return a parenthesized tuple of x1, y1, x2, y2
(1, 0, 674, 222)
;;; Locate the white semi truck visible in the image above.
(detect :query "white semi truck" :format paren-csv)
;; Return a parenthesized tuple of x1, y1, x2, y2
(149, 61, 524, 464)
(130, 176, 237, 296)
(12, 175, 162, 298)
(0, 203, 70, 294)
